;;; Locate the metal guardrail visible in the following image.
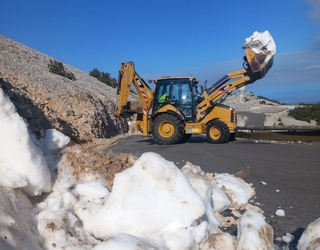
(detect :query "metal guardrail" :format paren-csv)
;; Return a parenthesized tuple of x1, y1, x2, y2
(237, 126, 320, 142)
(238, 125, 320, 131)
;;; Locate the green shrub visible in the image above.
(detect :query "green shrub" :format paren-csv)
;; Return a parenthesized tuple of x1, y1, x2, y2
(288, 103, 320, 125)
(257, 95, 284, 104)
(259, 100, 266, 105)
(89, 68, 117, 88)
(48, 59, 76, 80)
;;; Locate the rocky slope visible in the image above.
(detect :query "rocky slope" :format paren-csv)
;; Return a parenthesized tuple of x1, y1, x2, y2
(222, 92, 316, 127)
(0, 34, 129, 143)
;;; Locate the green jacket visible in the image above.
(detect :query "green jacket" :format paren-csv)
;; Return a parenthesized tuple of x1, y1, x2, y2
(159, 93, 168, 102)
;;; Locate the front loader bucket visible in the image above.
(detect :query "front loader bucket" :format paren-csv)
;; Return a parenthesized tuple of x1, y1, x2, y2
(245, 48, 274, 79)
(242, 30, 276, 79)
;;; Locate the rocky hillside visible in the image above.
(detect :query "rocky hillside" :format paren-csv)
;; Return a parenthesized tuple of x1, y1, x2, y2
(0, 34, 129, 143)
(222, 92, 317, 126)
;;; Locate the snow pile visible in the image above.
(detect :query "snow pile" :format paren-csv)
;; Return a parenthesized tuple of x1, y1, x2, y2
(0, 88, 320, 249)
(242, 30, 276, 74)
(0, 88, 51, 195)
(242, 30, 276, 56)
(75, 152, 208, 249)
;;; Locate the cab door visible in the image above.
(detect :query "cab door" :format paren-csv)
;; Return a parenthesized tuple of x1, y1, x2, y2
(170, 79, 196, 121)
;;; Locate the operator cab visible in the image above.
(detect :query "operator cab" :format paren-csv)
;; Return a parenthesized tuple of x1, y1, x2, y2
(153, 77, 200, 121)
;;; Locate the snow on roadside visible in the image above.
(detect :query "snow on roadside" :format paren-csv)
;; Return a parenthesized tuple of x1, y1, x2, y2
(0, 88, 51, 195)
(1, 88, 320, 249)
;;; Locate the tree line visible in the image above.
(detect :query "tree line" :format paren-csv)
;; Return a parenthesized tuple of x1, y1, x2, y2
(89, 68, 117, 88)
(288, 103, 320, 125)
(47, 60, 117, 88)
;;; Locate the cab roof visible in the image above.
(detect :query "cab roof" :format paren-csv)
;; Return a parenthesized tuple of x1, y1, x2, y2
(154, 76, 199, 84)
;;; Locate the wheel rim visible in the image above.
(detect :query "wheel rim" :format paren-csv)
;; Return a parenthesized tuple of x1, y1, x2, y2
(158, 121, 175, 138)
(209, 126, 221, 140)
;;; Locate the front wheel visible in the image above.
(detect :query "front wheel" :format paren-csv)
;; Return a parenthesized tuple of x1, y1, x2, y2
(152, 113, 184, 145)
(206, 120, 230, 143)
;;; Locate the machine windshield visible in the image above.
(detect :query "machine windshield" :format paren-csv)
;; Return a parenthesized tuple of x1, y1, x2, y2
(155, 78, 194, 103)
(154, 78, 196, 119)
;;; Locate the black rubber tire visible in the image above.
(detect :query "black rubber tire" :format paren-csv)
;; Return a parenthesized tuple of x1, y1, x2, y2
(179, 133, 192, 143)
(206, 120, 230, 143)
(229, 132, 237, 141)
(152, 113, 184, 145)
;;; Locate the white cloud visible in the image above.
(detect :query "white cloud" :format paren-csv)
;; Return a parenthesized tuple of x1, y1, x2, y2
(305, 0, 320, 47)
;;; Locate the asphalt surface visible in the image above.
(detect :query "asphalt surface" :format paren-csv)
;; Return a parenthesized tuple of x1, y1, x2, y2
(105, 134, 320, 245)
(238, 111, 266, 127)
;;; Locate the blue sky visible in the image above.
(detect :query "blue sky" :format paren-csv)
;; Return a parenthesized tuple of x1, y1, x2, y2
(1, 0, 319, 104)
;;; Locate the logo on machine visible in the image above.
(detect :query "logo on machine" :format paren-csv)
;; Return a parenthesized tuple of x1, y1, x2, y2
(218, 84, 231, 93)
(136, 79, 143, 87)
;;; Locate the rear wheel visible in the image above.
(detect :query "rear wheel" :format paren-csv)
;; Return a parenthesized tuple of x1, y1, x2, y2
(206, 120, 230, 143)
(152, 113, 184, 145)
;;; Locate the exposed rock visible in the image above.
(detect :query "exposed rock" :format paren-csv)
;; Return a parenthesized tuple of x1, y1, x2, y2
(232, 166, 250, 180)
(63, 144, 136, 190)
(0, 34, 130, 143)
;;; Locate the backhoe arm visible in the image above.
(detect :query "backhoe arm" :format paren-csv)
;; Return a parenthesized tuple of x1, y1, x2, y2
(115, 61, 154, 117)
(115, 61, 154, 136)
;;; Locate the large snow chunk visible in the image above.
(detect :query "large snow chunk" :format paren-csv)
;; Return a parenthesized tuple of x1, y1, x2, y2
(75, 152, 206, 247)
(211, 183, 232, 213)
(214, 173, 255, 205)
(182, 162, 221, 232)
(237, 209, 274, 250)
(242, 30, 276, 75)
(44, 129, 70, 151)
(243, 30, 276, 55)
(298, 217, 320, 249)
(0, 89, 51, 195)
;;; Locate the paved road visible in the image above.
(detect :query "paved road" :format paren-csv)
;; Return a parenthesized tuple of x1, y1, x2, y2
(238, 111, 265, 127)
(106, 135, 320, 243)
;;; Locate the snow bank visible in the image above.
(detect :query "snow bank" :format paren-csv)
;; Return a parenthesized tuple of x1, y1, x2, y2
(0, 88, 51, 195)
(1, 88, 319, 249)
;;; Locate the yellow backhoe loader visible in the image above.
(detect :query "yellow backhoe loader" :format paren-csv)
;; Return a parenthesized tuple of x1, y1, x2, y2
(115, 31, 276, 144)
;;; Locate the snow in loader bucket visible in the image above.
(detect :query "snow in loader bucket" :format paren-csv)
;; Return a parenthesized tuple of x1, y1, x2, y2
(242, 30, 276, 79)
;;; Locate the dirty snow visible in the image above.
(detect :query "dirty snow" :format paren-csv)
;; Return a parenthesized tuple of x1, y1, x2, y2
(0, 85, 319, 249)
